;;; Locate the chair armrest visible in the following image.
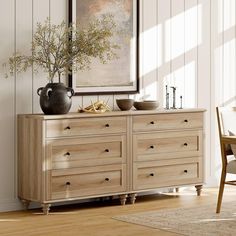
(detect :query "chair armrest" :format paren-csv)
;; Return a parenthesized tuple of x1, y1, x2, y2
(222, 135, 236, 144)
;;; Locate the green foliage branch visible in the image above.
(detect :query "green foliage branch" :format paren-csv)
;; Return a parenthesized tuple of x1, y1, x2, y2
(3, 15, 119, 83)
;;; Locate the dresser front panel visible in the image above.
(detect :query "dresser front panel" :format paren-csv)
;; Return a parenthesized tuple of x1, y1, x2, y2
(18, 110, 205, 210)
(133, 130, 202, 161)
(47, 135, 126, 169)
(46, 116, 127, 138)
(133, 112, 203, 132)
(133, 159, 201, 190)
(49, 164, 127, 200)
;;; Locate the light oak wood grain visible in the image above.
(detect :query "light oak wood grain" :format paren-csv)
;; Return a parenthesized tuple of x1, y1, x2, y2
(18, 109, 204, 214)
(133, 112, 203, 132)
(47, 135, 126, 169)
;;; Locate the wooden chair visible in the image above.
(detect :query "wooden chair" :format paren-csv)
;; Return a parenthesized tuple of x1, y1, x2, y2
(216, 107, 236, 213)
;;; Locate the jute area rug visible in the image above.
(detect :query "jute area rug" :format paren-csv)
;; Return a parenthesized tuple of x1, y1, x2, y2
(113, 202, 236, 236)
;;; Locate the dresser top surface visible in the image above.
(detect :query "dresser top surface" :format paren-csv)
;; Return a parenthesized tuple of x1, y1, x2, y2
(18, 108, 206, 120)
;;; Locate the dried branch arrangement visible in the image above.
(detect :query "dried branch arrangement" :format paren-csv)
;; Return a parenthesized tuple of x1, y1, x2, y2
(3, 15, 119, 83)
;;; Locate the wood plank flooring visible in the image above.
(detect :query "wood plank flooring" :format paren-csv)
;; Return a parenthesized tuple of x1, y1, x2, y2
(0, 187, 236, 236)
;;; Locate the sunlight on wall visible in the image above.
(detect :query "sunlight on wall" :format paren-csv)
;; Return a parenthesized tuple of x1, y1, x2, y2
(222, 0, 235, 33)
(143, 81, 158, 100)
(140, 5, 201, 77)
(223, 39, 236, 106)
(165, 5, 201, 62)
(140, 24, 161, 76)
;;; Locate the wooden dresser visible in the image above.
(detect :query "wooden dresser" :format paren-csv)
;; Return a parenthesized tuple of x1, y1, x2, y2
(18, 109, 205, 214)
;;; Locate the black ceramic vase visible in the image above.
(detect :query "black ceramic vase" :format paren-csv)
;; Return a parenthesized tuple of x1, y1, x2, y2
(37, 83, 74, 115)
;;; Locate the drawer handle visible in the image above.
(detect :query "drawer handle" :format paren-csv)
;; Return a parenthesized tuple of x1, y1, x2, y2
(65, 152, 71, 156)
(105, 124, 110, 128)
(184, 170, 188, 173)
(66, 182, 71, 186)
(150, 145, 155, 149)
(184, 119, 188, 123)
(150, 121, 155, 125)
(150, 173, 155, 177)
(105, 178, 110, 181)
(184, 143, 188, 146)
(105, 149, 110, 152)
(65, 126, 71, 130)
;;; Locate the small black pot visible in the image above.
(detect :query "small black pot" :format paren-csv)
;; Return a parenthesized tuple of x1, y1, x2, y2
(37, 83, 74, 115)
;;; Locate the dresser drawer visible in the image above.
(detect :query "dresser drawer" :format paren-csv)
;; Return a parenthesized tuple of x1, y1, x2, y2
(133, 160, 201, 190)
(49, 164, 127, 200)
(133, 112, 203, 132)
(46, 116, 127, 138)
(133, 130, 202, 161)
(47, 136, 126, 169)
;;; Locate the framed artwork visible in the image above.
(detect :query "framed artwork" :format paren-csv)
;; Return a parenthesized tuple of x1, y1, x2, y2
(68, 0, 139, 95)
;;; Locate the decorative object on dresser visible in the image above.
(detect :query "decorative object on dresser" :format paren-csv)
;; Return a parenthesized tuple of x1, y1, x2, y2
(3, 15, 118, 114)
(79, 100, 111, 113)
(116, 99, 134, 111)
(18, 109, 205, 214)
(133, 100, 159, 110)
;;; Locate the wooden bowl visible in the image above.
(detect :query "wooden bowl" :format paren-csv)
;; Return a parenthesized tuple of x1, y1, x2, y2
(116, 99, 134, 111)
(133, 100, 159, 110)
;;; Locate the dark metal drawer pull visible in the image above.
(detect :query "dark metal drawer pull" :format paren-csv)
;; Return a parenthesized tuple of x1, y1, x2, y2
(105, 178, 110, 181)
(184, 170, 188, 173)
(150, 121, 155, 124)
(150, 173, 155, 177)
(150, 145, 154, 149)
(65, 126, 71, 130)
(66, 182, 71, 186)
(184, 119, 188, 123)
(184, 143, 188, 146)
(65, 152, 71, 156)
(105, 124, 110, 127)
(105, 149, 110, 152)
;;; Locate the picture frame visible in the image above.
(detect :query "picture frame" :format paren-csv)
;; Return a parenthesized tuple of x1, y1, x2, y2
(68, 0, 140, 95)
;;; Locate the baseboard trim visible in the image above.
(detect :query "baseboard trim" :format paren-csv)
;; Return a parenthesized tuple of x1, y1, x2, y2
(0, 198, 23, 212)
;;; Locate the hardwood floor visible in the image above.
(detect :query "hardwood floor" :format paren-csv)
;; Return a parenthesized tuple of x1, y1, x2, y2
(0, 187, 236, 236)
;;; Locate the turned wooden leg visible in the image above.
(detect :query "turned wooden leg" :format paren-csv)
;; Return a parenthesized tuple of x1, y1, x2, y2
(21, 199, 30, 210)
(216, 170, 226, 213)
(175, 188, 179, 193)
(119, 194, 128, 205)
(41, 203, 51, 215)
(195, 185, 203, 196)
(130, 193, 137, 204)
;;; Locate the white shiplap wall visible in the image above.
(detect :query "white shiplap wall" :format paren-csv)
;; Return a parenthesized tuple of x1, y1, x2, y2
(0, 0, 227, 212)
(210, 0, 236, 184)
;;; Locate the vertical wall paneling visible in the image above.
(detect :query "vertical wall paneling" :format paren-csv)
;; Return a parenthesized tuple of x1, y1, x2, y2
(50, 0, 67, 86)
(210, 0, 223, 186)
(184, 0, 198, 108)
(15, 0, 33, 200)
(16, 0, 33, 114)
(171, 0, 185, 109)
(0, 0, 16, 204)
(158, 0, 171, 107)
(141, 0, 158, 101)
(32, 0, 50, 113)
(222, 0, 236, 106)
(198, 0, 211, 182)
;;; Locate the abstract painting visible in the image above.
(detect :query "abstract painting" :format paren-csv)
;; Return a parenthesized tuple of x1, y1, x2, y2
(69, 0, 139, 94)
